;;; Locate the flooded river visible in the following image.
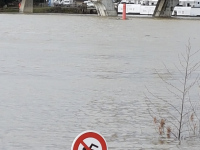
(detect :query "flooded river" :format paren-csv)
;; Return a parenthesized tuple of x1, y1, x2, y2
(0, 14, 200, 150)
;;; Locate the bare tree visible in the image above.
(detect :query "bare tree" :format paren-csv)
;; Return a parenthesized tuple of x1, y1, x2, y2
(145, 41, 200, 141)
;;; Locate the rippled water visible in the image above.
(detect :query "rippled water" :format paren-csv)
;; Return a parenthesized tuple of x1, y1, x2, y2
(0, 13, 200, 150)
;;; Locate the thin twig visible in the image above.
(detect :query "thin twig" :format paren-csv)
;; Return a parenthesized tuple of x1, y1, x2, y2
(146, 86, 181, 114)
(155, 69, 183, 93)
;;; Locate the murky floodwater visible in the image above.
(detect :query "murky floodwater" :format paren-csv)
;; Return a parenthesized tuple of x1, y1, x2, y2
(0, 13, 200, 150)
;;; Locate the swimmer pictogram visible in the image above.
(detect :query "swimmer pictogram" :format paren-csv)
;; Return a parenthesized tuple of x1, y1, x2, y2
(82, 143, 98, 150)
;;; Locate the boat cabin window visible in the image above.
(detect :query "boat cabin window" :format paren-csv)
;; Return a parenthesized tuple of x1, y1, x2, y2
(187, 3, 190, 7)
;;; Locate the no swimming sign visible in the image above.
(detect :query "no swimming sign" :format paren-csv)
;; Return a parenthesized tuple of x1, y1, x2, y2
(71, 131, 107, 150)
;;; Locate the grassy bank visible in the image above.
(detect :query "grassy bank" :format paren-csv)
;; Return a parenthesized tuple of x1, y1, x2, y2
(0, 7, 19, 12)
(0, 7, 96, 14)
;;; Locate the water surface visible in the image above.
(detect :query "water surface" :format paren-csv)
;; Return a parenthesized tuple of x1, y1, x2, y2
(0, 14, 200, 150)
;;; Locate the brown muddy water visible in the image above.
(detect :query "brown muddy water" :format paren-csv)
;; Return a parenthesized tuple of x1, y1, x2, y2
(0, 14, 200, 150)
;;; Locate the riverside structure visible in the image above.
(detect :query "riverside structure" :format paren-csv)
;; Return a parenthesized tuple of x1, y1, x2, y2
(19, 0, 181, 17)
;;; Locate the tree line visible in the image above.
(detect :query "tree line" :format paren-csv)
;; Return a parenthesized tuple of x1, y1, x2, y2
(0, 0, 46, 7)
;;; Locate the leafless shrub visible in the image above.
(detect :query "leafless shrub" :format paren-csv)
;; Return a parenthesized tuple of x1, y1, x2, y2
(145, 41, 200, 141)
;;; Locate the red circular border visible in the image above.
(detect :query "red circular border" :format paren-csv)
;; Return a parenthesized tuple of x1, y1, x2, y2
(73, 131, 107, 150)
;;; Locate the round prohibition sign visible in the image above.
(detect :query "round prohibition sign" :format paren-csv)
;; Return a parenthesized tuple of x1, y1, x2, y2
(71, 130, 107, 150)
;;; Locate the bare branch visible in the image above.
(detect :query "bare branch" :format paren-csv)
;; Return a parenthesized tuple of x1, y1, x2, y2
(185, 75, 200, 93)
(155, 69, 183, 93)
(162, 61, 173, 75)
(146, 87, 181, 115)
(165, 109, 181, 124)
(188, 62, 200, 77)
(183, 110, 195, 118)
(181, 53, 187, 63)
(166, 119, 179, 131)
(189, 49, 200, 57)
(174, 63, 184, 77)
(166, 86, 182, 100)
(178, 54, 186, 69)
(163, 126, 177, 138)
(187, 92, 200, 121)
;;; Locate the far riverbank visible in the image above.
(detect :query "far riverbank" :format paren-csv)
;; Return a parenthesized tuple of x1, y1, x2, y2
(0, 6, 97, 14)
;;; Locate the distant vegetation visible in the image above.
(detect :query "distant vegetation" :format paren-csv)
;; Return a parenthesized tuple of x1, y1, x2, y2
(1, 0, 86, 6)
(0, 0, 48, 7)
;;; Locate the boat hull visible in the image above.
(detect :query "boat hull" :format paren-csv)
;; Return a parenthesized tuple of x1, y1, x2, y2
(118, 4, 200, 16)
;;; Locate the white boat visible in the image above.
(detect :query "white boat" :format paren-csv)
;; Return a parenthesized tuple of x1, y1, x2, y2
(118, 0, 200, 16)
(173, 0, 200, 16)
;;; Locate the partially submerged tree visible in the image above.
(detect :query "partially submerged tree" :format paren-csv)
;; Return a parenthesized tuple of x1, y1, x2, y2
(145, 41, 200, 142)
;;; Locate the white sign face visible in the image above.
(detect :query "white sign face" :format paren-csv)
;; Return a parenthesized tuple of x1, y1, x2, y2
(78, 138, 102, 150)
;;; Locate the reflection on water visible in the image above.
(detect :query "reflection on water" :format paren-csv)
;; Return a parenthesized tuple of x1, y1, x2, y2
(0, 14, 200, 149)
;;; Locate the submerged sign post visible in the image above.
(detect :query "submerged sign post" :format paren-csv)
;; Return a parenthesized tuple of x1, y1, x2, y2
(71, 130, 107, 150)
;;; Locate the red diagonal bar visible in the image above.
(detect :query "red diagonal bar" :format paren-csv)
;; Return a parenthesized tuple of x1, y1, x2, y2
(81, 141, 91, 150)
